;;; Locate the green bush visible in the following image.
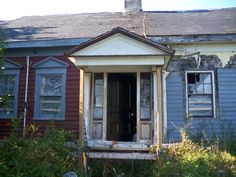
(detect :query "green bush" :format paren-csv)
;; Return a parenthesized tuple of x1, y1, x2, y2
(88, 130, 236, 177)
(0, 122, 83, 177)
(156, 129, 236, 177)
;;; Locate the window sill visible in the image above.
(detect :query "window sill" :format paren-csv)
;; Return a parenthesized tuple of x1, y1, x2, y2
(33, 117, 65, 121)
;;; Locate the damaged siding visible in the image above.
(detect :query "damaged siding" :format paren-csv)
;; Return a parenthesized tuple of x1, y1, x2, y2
(165, 55, 236, 142)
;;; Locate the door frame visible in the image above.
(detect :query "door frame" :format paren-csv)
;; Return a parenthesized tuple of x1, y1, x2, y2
(82, 65, 163, 151)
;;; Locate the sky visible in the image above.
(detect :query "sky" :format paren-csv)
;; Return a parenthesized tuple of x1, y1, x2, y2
(0, 0, 236, 20)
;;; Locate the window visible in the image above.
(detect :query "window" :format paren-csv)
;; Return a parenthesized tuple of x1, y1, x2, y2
(186, 71, 215, 117)
(33, 57, 68, 120)
(0, 59, 20, 119)
(140, 73, 152, 120)
(0, 75, 17, 117)
(93, 73, 104, 120)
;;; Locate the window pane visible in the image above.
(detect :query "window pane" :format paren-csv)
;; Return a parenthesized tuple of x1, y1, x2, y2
(95, 84, 103, 96)
(196, 83, 204, 94)
(95, 95, 103, 107)
(201, 74, 211, 84)
(187, 73, 195, 84)
(0, 75, 16, 117)
(0, 96, 14, 117)
(0, 75, 15, 95)
(140, 73, 151, 120)
(141, 107, 151, 119)
(41, 75, 62, 96)
(40, 96, 62, 116)
(93, 73, 104, 120)
(188, 84, 196, 94)
(93, 107, 103, 119)
(204, 84, 212, 94)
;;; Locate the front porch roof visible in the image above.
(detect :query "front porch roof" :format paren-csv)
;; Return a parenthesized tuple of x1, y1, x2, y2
(65, 27, 175, 56)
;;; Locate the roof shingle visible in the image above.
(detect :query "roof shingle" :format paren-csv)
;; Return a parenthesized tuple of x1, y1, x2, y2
(1, 8, 236, 42)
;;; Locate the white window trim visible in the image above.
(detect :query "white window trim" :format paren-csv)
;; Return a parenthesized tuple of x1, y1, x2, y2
(185, 70, 216, 118)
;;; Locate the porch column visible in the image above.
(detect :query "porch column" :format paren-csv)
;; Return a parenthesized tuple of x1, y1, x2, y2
(79, 68, 84, 147)
(156, 66, 163, 149)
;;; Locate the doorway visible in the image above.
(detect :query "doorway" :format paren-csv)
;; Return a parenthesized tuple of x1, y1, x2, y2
(107, 73, 137, 142)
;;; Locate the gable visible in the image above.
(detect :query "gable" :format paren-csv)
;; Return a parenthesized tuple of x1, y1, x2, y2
(3, 59, 21, 69)
(71, 33, 168, 56)
(33, 57, 69, 68)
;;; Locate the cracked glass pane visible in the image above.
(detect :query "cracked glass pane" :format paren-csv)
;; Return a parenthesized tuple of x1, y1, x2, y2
(41, 75, 62, 96)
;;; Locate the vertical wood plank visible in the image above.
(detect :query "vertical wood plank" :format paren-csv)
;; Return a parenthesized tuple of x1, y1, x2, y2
(152, 72, 158, 145)
(79, 69, 84, 147)
(156, 66, 163, 149)
(84, 73, 91, 140)
(136, 72, 141, 143)
(103, 72, 108, 141)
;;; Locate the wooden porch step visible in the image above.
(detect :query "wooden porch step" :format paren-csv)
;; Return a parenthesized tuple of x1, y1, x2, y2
(88, 152, 158, 160)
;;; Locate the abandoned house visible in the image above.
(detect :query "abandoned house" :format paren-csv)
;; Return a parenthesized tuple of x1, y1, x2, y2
(0, 0, 236, 159)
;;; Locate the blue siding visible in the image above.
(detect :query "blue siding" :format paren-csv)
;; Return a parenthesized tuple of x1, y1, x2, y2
(218, 68, 236, 137)
(165, 69, 236, 143)
(166, 72, 185, 142)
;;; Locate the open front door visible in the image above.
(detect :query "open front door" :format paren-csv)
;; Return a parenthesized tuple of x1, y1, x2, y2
(107, 73, 136, 142)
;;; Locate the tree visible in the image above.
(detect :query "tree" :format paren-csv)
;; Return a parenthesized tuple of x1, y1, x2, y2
(0, 28, 6, 106)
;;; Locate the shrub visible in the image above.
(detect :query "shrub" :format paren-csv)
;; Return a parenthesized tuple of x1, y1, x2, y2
(0, 121, 83, 177)
(156, 129, 236, 177)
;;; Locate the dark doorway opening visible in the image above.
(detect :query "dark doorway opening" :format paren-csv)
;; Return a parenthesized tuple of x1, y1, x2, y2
(107, 73, 137, 142)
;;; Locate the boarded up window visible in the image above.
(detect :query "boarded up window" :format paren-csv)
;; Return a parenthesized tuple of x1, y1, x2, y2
(93, 73, 104, 119)
(187, 72, 214, 117)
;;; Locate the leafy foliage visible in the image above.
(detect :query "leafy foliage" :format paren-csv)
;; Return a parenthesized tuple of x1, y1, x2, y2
(90, 129, 236, 177)
(156, 129, 236, 177)
(0, 122, 83, 177)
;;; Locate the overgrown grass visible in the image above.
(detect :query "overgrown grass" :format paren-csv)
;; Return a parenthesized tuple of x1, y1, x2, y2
(90, 129, 236, 177)
(0, 121, 83, 177)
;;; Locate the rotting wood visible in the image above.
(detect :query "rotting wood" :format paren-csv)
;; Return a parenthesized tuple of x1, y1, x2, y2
(88, 152, 157, 160)
(156, 66, 163, 149)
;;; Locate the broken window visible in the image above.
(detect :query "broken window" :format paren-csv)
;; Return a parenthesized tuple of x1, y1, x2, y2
(93, 73, 104, 119)
(40, 75, 63, 117)
(186, 72, 214, 117)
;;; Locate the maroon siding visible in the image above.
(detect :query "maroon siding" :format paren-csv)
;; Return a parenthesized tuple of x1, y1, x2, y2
(0, 56, 80, 139)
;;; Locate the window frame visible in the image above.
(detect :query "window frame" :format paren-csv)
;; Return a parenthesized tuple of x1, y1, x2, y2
(0, 59, 20, 119)
(0, 71, 19, 119)
(34, 68, 66, 120)
(185, 70, 216, 118)
(33, 57, 68, 120)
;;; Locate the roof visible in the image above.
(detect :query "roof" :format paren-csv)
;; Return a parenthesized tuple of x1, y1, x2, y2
(0, 8, 236, 43)
(66, 27, 175, 56)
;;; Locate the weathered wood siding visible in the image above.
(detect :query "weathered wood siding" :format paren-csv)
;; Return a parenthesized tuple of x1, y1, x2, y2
(0, 56, 80, 139)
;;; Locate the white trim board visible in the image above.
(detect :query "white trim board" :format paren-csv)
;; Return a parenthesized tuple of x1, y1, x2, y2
(75, 56, 165, 66)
